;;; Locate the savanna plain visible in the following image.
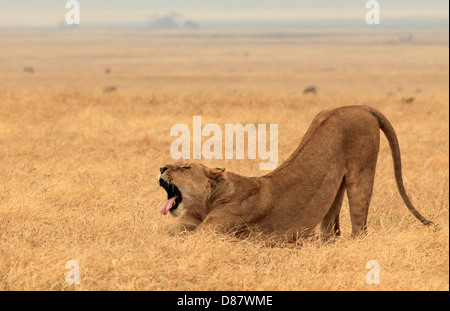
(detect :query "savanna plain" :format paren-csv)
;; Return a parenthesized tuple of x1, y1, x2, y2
(0, 28, 448, 291)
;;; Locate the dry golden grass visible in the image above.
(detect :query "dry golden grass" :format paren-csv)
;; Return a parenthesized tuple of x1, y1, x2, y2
(0, 29, 448, 291)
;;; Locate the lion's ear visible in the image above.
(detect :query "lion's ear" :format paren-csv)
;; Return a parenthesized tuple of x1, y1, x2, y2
(206, 167, 225, 186)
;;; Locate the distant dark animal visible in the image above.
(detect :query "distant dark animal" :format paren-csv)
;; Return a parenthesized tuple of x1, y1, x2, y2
(303, 86, 317, 95)
(104, 86, 117, 93)
(23, 67, 34, 74)
(402, 97, 415, 104)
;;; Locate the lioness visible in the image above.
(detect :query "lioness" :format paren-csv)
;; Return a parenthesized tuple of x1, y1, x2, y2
(158, 105, 432, 240)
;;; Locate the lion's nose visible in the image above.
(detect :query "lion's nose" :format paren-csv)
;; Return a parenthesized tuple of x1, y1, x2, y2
(160, 167, 169, 174)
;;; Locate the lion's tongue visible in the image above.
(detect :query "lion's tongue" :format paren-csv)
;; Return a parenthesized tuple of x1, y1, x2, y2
(161, 196, 177, 215)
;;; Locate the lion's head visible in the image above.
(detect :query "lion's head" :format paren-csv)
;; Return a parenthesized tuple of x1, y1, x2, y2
(158, 161, 225, 218)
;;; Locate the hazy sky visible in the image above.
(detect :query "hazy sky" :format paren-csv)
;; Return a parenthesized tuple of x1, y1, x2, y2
(0, 0, 448, 27)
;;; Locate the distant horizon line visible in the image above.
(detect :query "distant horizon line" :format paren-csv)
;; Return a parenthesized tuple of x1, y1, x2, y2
(0, 16, 448, 30)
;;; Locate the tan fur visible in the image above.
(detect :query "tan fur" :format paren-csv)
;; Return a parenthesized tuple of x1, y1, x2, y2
(158, 105, 432, 241)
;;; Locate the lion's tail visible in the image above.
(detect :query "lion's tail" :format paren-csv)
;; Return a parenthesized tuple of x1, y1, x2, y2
(361, 106, 433, 226)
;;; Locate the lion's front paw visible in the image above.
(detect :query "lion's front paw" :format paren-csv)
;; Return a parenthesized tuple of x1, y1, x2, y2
(167, 222, 198, 235)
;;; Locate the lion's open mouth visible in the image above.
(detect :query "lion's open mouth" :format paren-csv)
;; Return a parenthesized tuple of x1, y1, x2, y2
(159, 179, 182, 215)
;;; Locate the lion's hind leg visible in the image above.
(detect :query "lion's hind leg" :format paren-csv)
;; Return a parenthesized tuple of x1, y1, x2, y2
(346, 167, 376, 237)
(321, 179, 346, 242)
